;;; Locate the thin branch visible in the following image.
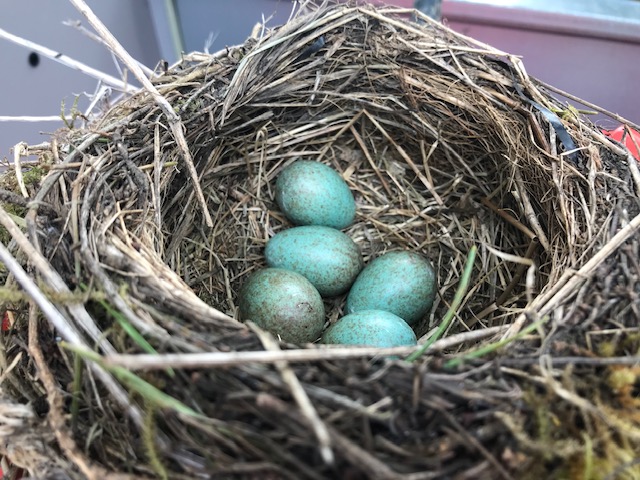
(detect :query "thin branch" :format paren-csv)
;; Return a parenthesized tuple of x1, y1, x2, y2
(68, 0, 213, 227)
(498, 355, 640, 368)
(103, 346, 417, 370)
(63, 19, 155, 78)
(0, 240, 80, 346)
(0, 116, 72, 122)
(0, 25, 136, 92)
(537, 78, 640, 132)
(103, 326, 509, 371)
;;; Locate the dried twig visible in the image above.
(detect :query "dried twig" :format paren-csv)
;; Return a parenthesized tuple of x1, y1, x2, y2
(103, 326, 509, 371)
(63, 19, 155, 78)
(68, 0, 213, 226)
(0, 116, 72, 122)
(27, 304, 145, 480)
(252, 324, 334, 465)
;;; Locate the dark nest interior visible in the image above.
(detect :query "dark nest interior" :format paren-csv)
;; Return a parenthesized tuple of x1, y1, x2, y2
(1, 3, 639, 479)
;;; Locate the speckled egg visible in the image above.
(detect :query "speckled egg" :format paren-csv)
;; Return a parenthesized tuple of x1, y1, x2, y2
(346, 251, 436, 326)
(322, 310, 417, 347)
(238, 268, 325, 343)
(265, 226, 363, 297)
(275, 160, 356, 229)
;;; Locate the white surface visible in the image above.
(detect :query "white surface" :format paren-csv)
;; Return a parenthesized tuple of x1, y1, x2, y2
(0, 0, 161, 161)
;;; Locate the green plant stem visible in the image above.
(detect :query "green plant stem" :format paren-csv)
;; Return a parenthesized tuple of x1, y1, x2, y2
(406, 245, 477, 362)
(443, 316, 546, 369)
(80, 281, 174, 378)
(143, 400, 169, 480)
(60, 342, 200, 418)
(70, 352, 83, 432)
(97, 298, 174, 377)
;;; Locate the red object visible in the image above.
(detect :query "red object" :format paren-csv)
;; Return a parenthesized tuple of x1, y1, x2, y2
(0, 461, 24, 480)
(602, 125, 640, 161)
(1, 312, 9, 331)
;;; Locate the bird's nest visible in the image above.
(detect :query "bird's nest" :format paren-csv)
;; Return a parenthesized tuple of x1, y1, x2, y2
(1, 3, 639, 479)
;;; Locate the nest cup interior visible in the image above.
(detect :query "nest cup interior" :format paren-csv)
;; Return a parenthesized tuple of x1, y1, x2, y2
(117, 14, 563, 339)
(166, 113, 535, 337)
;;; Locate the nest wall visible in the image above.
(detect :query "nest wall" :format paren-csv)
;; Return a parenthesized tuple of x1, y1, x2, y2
(87, 14, 574, 328)
(1, 4, 639, 480)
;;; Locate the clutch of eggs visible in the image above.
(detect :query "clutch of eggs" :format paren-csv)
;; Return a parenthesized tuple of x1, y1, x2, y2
(238, 158, 438, 349)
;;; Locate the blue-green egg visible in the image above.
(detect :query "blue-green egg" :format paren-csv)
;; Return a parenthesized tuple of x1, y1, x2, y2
(346, 251, 436, 326)
(275, 160, 356, 229)
(321, 310, 417, 347)
(238, 268, 325, 343)
(265, 226, 363, 297)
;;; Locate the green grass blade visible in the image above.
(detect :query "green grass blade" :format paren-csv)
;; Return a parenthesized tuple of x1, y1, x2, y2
(70, 353, 83, 431)
(95, 296, 175, 377)
(443, 316, 547, 369)
(98, 299, 154, 354)
(60, 342, 200, 418)
(406, 245, 477, 362)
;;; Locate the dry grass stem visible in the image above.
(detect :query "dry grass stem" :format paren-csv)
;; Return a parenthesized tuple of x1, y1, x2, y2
(69, 0, 213, 227)
(252, 324, 334, 465)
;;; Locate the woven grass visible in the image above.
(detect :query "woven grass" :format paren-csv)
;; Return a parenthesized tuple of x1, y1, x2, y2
(1, 3, 639, 479)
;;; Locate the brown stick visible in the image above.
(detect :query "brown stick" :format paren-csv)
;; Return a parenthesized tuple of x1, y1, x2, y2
(257, 393, 400, 480)
(0, 205, 143, 429)
(27, 304, 148, 480)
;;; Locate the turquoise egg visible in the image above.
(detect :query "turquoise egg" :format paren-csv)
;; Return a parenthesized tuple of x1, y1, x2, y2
(346, 251, 436, 326)
(265, 226, 363, 297)
(275, 160, 356, 229)
(321, 310, 417, 347)
(238, 268, 325, 343)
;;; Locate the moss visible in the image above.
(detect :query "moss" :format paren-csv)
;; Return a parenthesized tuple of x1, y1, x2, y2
(22, 165, 46, 187)
(0, 159, 49, 246)
(516, 374, 640, 480)
(597, 341, 617, 357)
(0, 203, 26, 246)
